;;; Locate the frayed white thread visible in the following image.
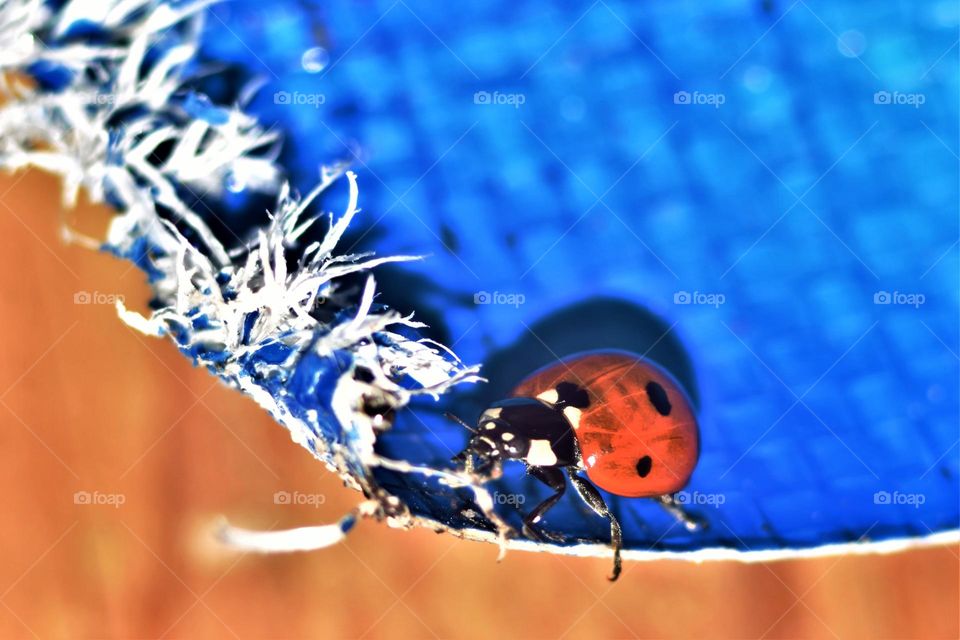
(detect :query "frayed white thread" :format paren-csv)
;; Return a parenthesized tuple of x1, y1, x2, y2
(218, 501, 381, 553)
(2, 0, 502, 557)
(371, 456, 511, 559)
(0, 0, 280, 291)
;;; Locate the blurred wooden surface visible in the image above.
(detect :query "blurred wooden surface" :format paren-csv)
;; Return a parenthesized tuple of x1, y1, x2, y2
(0, 169, 956, 639)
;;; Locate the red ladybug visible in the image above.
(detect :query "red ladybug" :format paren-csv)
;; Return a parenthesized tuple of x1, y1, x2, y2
(450, 350, 703, 581)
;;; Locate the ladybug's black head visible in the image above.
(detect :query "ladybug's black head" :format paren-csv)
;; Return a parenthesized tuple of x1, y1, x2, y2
(449, 394, 587, 473)
(447, 410, 530, 475)
(470, 417, 530, 461)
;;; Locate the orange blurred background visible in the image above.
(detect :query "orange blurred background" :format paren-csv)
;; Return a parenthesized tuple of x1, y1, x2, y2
(0, 169, 957, 639)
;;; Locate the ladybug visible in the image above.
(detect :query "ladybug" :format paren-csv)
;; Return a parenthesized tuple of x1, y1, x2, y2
(450, 350, 703, 581)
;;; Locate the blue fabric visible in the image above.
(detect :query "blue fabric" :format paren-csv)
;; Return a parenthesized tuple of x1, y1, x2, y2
(196, 0, 959, 551)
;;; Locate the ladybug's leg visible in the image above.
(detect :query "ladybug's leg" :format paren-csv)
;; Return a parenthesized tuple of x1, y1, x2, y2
(566, 470, 622, 582)
(655, 494, 708, 532)
(521, 466, 567, 544)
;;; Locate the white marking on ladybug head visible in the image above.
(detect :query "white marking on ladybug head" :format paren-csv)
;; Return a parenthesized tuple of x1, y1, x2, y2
(525, 439, 558, 466)
(562, 406, 582, 430)
(501, 432, 515, 441)
(483, 422, 497, 430)
(536, 389, 559, 405)
(483, 407, 502, 420)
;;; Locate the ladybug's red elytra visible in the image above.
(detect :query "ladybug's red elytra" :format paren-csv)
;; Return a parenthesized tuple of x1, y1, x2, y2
(450, 350, 704, 581)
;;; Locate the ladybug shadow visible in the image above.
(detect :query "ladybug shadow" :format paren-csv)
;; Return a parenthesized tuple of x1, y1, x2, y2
(457, 296, 699, 418)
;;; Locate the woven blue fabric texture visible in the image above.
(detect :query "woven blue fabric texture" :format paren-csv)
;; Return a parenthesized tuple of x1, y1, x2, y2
(198, 0, 959, 552)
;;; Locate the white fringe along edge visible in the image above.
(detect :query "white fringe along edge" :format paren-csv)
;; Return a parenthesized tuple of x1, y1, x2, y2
(0, 0, 511, 556)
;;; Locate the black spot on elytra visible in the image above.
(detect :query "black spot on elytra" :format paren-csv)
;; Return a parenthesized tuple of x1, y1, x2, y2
(636, 456, 652, 478)
(645, 381, 671, 416)
(555, 381, 590, 409)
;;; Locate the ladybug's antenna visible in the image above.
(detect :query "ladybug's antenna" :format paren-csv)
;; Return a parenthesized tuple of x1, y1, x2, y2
(444, 412, 477, 434)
